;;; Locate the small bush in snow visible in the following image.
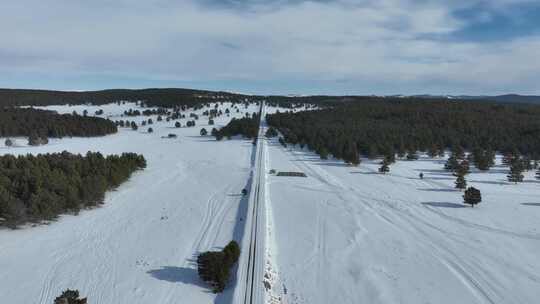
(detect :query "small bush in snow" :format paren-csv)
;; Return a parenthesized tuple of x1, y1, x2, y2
(54, 289, 87, 304)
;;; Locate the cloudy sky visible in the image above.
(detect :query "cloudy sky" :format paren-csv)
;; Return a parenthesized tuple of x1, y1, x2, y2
(1, 0, 539, 95)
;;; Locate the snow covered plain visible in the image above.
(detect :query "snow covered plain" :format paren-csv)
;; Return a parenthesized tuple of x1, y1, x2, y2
(265, 140, 540, 304)
(2, 102, 540, 304)
(0, 102, 264, 303)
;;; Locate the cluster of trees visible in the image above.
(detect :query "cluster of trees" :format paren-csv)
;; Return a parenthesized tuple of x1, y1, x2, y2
(214, 113, 260, 140)
(266, 99, 540, 164)
(123, 108, 169, 117)
(124, 109, 142, 116)
(443, 147, 540, 187)
(197, 241, 240, 293)
(265, 127, 278, 138)
(0, 108, 117, 139)
(503, 151, 539, 184)
(0, 151, 146, 228)
(54, 289, 87, 304)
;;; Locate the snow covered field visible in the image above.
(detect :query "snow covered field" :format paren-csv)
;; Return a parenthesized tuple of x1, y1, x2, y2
(0, 102, 262, 303)
(2, 102, 540, 304)
(265, 140, 540, 304)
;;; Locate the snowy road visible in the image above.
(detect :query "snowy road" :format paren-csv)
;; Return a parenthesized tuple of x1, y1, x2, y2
(233, 101, 267, 304)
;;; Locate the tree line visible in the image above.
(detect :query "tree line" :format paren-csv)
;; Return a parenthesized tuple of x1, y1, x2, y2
(0, 151, 146, 228)
(266, 99, 540, 165)
(214, 113, 260, 140)
(0, 108, 117, 139)
(0, 88, 248, 108)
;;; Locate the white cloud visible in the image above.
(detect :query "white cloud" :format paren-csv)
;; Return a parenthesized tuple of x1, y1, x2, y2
(0, 0, 538, 94)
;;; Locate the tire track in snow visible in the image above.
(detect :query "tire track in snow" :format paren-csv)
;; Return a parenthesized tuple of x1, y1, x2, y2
(283, 149, 504, 304)
(421, 199, 540, 241)
(186, 184, 239, 261)
(346, 185, 504, 304)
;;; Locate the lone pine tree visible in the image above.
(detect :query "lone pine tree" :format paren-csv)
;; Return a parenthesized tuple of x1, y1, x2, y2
(379, 159, 390, 174)
(507, 160, 525, 184)
(54, 289, 87, 304)
(463, 187, 482, 207)
(454, 160, 470, 177)
(455, 173, 467, 190)
(445, 155, 459, 171)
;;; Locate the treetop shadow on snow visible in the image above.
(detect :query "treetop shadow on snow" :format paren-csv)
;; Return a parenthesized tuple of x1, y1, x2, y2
(413, 168, 452, 175)
(418, 188, 460, 193)
(468, 179, 508, 186)
(521, 203, 540, 207)
(410, 176, 454, 181)
(350, 171, 379, 175)
(422, 202, 467, 208)
(147, 266, 208, 288)
(309, 161, 350, 167)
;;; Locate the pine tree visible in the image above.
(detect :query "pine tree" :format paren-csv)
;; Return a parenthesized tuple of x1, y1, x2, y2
(379, 159, 390, 174)
(147, 127, 153, 133)
(454, 160, 470, 177)
(507, 160, 524, 184)
(463, 187, 482, 207)
(200, 128, 208, 136)
(175, 121, 181, 128)
(4, 138, 13, 147)
(455, 173, 467, 190)
(445, 155, 459, 171)
(54, 289, 87, 304)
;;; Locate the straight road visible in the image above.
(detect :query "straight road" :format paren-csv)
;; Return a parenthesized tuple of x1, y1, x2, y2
(233, 101, 267, 304)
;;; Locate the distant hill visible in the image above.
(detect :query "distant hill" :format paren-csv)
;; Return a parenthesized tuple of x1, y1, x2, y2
(0, 88, 246, 107)
(479, 94, 540, 104)
(1, 87, 539, 107)
(412, 94, 540, 104)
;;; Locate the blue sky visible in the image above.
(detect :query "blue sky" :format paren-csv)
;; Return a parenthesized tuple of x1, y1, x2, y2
(1, 0, 539, 95)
